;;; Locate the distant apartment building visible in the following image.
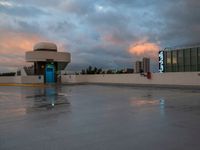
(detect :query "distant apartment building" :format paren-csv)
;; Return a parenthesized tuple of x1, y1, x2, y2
(134, 61, 142, 73)
(159, 45, 200, 72)
(142, 57, 150, 73)
(134, 57, 150, 73)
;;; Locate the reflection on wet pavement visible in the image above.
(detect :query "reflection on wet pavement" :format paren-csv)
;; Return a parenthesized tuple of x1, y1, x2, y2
(130, 99, 160, 106)
(0, 85, 200, 150)
(26, 87, 70, 110)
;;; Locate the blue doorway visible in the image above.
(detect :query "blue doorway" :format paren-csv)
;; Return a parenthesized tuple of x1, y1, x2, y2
(45, 64, 55, 83)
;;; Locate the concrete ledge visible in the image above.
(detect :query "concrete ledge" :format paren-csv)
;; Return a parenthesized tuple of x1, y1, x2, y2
(0, 83, 45, 87)
(62, 82, 200, 90)
(61, 72, 200, 89)
(0, 75, 44, 84)
(89, 83, 200, 90)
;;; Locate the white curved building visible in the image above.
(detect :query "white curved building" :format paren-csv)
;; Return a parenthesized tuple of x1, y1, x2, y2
(25, 42, 71, 83)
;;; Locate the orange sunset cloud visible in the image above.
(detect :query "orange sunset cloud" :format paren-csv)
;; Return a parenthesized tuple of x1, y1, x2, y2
(0, 31, 45, 54)
(0, 30, 46, 70)
(128, 39, 160, 58)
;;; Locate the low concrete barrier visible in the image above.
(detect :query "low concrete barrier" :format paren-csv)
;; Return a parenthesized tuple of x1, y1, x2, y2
(20, 75, 44, 84)
(0, 75, 44, 84)
(0, 76, 21, 84)
(62, 72, 200, 87)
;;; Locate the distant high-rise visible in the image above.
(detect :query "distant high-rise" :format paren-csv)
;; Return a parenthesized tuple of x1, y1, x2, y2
(135, 61, 142, 73)
(142, 57, 150, 73)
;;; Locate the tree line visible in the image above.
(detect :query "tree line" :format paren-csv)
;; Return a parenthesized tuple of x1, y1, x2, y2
(80, 66, 131, 75)
(0, 72, 16, 76)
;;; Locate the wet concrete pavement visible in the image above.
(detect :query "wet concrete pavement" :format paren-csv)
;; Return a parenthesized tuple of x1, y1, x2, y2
(0, 85, 200, 150)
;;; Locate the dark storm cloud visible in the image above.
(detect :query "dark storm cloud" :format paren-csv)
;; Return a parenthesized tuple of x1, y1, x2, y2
(1, 0, 200, 72)
(12, 0, 61, 7)
(60, 0, 95, 15)
(152, 0, 200, 47)
(0, 2, 49, 17)
(15, 20, 42, 34)
(107, 0, 157, 7)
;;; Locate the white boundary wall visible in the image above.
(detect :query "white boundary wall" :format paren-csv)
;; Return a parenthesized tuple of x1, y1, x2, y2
(0, 76, 44, 84)
(0, 76, 21, 84)
(20, 76, 44, 84)
(62, 72, 200, 86)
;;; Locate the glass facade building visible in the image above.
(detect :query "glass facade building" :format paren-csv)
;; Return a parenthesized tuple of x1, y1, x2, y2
(159, 46, 200, 72)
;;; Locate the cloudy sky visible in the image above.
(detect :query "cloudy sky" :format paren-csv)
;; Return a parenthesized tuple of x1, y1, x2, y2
(0, 0, 200, 72)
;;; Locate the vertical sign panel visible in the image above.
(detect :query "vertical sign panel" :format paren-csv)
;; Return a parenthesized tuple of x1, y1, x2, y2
(159, 51, 164, 73)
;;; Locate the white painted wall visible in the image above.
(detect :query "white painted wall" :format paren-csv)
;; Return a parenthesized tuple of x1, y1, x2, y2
(0, 75, 44, 84)
(62, 72, 200, 86)
(20, 76, 44, 84)
(1, 73, 199, 86)
(0, 76, 21, 84)
(26, 51, 71, 62)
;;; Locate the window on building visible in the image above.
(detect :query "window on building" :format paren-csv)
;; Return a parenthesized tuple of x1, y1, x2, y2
(198, 48, 200, 71)
(172, 51, 177, 64)
(177, 50, 184, 72)
(184, 49, 191, 71)
(191, 48, 197, 71)
(172, 51, 177, 72)
(166, 51, 172, 72)
(167, 51, 171, 64)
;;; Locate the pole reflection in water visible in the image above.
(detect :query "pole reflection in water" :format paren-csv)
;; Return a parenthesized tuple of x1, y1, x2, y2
(27, 86, 70, 110)
(159, 98, 165, 116)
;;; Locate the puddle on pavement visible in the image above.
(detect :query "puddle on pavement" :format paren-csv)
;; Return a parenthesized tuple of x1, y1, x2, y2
(26, 87, 70, 111)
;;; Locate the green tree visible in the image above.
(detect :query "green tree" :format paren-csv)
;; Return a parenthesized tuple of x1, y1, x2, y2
(81, 69, 86, 74)
(93, 67, 98, 74)
(86, 66, 93, 74)
(97, 68, 102, 74)
(106, 70, 113, 74)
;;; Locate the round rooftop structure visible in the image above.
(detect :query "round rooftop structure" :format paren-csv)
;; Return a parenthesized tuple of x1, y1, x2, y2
(26, 42, 71, 64)
(25, 42, 71, 83)
(33, 42, 57, 52)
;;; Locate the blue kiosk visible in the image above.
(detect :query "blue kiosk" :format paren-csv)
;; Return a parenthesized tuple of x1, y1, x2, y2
(45, 64, 55, 83)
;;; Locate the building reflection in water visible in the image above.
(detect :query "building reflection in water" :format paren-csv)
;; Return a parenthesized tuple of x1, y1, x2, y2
(27, 86, 70, 110)
(129, 97, 166, 116)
